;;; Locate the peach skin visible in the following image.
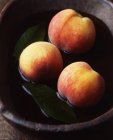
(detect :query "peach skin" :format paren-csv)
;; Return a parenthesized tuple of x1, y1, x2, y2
(48, 9, 96, 54)
(57, 62, 105, 108)
(19, 41, 63, 83)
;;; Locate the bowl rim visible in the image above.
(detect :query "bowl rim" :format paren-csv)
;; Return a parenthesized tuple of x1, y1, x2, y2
(2, 107, 113, 132)
(0, 0, 113, 133)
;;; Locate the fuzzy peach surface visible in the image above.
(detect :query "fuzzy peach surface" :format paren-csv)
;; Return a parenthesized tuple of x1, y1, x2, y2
(19, 41, 63, 82)
(48, 9, 96, 54)
(57, 62, 105, 108)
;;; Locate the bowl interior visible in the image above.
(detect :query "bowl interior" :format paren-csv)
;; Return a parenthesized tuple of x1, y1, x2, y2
(0, 0, 113, 132)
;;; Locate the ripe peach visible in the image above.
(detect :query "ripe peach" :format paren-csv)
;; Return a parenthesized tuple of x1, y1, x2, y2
(48, 9, 96, 54)
(19, 41, 63, 82)
(57, 62, 105, 108)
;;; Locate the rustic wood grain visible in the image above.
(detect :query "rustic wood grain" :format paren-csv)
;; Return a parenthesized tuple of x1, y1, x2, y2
(0, 0, 113, 139)
(0, 115, 41, 139)
(0, 115, 28, 140)
(0, 115, 21, 140)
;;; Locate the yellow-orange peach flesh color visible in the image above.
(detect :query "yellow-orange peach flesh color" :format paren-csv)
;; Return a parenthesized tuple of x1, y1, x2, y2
(19, 41, 63, 82)
(48, 9, 96, 54)
(57, 62, 105, 108)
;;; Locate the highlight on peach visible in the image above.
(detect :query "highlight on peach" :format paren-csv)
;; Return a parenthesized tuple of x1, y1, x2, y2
(19, 41, 63, 83)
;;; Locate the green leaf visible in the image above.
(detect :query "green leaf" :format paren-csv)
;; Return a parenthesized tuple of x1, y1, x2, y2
(14, 24, 46, 60)
(23, 83, 77, 123)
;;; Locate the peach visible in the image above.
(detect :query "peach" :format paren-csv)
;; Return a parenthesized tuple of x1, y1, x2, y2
(57, 62, 105, 108)
(19, 41, 63, 82)
(48, 9, 96, 54)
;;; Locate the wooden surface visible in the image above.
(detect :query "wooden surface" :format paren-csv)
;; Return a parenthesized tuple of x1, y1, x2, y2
(0, 0, 113, 139)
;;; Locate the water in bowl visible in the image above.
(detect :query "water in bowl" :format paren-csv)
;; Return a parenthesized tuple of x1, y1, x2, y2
(9, 10, 113, 124)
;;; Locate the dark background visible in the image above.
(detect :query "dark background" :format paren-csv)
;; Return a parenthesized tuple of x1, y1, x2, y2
(0, 0, 113, 139)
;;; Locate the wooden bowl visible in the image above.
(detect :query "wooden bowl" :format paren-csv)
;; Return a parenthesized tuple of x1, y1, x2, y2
(0, 0, 113, 134)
